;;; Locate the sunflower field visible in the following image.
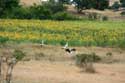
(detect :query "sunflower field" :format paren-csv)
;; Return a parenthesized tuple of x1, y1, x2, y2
(0, 19, 125, 48)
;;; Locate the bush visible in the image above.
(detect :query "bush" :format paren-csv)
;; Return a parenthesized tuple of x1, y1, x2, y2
(0, 0, 67, 20)
(43, 1, 66, 14)
(120, 0, 125, 7)
(0, 36, 9, 44)
(73, 0, 109, 13)
(13, 49, 26, 61)
(52, 12, 80, 20)
(75, 53, 101, 73)
(88, 12, 98, 20)
(102, 16, 108, 21)
(111, 1, 120, 11)
(8, 7, 31, 19)
(29, 4, 52, 19)
(87, 12, 108, 21)
(76, 53, 101, 64)
(0, 0, 20, 17)
(121, 11, 125, 16)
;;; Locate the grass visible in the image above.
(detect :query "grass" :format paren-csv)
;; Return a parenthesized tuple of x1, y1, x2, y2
(0, 19, 125, 48)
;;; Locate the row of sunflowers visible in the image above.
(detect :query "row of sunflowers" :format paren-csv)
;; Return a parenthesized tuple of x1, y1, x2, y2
(0, 19, 125, 47)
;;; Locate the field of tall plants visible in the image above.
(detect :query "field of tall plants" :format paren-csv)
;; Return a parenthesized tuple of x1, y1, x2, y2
(0, 19, 125, 48)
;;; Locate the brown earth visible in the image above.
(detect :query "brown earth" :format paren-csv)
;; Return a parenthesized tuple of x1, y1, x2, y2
(0, 44, 125, 83)
(12, 61, 125, 83)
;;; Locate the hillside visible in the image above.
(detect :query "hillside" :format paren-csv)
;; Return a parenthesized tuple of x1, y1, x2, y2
(20, 0, 120, 6)
(20, 0, 42, 6)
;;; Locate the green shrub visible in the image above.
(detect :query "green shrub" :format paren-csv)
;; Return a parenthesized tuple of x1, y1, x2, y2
(9, 7, 31, 19)
(102, 16, 108, 21)
(43, 1, 66, 14)
(120, 0, 125, 7)
(0, 0, 67, 20)
(111, 1, 120, 11)
(29, 4, 52, 19)
(13, 49, 26, 61)
(0, 0, 20, 17)
(52, 12, 80, 20)
(121, 11, 125, 16)
(0, 36, 9, 44)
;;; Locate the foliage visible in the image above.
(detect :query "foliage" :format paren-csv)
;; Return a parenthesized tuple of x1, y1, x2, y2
(95, 0, 109, 10)
(76, 53, 101, 65)
(121, 11, 125, 16)
(13, 49, 26, 61)
(102, 16, 108, 21)
(120, 0, 125, 7)
(0, 20, 125, 48)
(111, 1, 120, 11)
(0, 0, 68, 20)
(29, 4, 52, 19)
(42, 1, 66, 14)
(52, 12, 80, 20)
(75, 53, 100, 73)
(73, 0, 89, 13)
(0, 0, 20, 18)
(58, 0, 71, 4)
(0, 36, 9, 44)
(73, 0, 109, 13)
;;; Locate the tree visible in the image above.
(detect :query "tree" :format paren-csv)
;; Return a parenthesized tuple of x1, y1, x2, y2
(73, 0, 90, 13)
(111, 1, 120, 11)
(120, 0, 125, 7)
(43, 0, 66, 14)
(0, 49, 26, 83)
(95, 0, 109, 10)
(73, 0, 109, 13)
(58, 0, 71, 4)
(0, 0, 20, 17)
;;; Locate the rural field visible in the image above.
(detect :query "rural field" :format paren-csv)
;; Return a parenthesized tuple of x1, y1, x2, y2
(0, 19, 125, 47)
(1, 0, 125, 83)
(0, 19, 125, 83)
(0, 44, 125, 83)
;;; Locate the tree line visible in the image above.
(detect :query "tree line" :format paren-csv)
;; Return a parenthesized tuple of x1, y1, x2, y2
(0, 0, 125, 20)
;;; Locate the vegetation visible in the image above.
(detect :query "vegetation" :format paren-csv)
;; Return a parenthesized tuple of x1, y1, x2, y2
(73, 0, 109, 13)
(111, 1, 120, 11)
(0, 19, 125, 48)
(120, 0, 125, 7)
(0, 0, 79, 20)
(0, 49, 26, 83)
(121, 11, 125, 16)
(0, 36, 9, 44)
(52, 11, 79, 20)
(0, 0, 20, 18)
(75, 53, 101, 73)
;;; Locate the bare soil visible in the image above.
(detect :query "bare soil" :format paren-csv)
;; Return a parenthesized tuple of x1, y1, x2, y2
(0, 44, 125, 83)
(12, 61, 125, 83)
